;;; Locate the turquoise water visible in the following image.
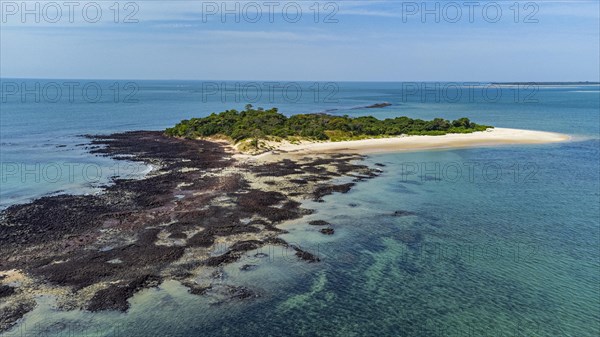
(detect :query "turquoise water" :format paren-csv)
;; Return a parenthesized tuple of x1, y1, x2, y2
(1, 80, 598, 207)
(1, 81, 599, 336)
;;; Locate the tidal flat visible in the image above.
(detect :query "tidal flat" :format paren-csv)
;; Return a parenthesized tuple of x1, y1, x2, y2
(0, 131, 380, 333)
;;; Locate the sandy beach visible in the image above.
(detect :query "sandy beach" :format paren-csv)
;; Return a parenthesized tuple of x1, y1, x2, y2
(254, 128, 570, 160)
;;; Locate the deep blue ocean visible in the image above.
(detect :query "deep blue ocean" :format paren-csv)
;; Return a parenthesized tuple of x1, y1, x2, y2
(1, 80, 599, 336)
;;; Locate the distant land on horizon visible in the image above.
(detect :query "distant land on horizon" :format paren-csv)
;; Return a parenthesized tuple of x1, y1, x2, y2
(1, 78, 599, 84)
(491, 81, 600, 85)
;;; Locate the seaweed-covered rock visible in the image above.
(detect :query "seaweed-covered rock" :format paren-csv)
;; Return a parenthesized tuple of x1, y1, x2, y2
(309, 220, 331, 226)
(240, 264, 258, 271)
(87, 274, 162, 312)
(320, 228, 335, 235)
(0, 301, 35, 333)
(0, 285, 15, 298)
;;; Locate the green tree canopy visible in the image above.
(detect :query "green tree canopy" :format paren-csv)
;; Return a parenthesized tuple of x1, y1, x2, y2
(165, 107, 492, 142)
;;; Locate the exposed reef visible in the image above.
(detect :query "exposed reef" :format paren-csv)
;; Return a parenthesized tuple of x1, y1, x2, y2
(0, 131, 380, 333)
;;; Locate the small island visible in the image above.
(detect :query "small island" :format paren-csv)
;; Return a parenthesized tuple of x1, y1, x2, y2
(0, 105, 569, 332)
(363, 102, 392, 109)
(166, 105, 491, 153)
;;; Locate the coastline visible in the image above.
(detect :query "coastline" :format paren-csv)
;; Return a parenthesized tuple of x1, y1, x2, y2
(0, 127, 571, 333)
(252, 128, 571, 160)
(0, 131, 380, 333)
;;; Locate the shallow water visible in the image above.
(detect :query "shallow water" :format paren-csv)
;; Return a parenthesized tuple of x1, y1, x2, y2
(2, 81, 598, 208)
(1, 82, 599, 336)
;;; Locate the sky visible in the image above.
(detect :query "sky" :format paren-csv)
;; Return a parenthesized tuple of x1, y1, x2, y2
(1, 0, 599, 81)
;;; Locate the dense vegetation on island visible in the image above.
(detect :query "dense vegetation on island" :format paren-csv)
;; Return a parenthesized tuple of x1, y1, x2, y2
(165, 105, 492, 143)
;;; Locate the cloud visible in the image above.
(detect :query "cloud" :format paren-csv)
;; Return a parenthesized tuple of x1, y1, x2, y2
(1, 0, 598, 80)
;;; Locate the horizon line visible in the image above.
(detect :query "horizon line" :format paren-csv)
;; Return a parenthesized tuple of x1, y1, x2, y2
(1, 77, 599, 84)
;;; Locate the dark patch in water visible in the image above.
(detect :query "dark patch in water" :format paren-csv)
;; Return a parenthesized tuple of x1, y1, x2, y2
(418, 175, 442, 182)
(291, 245, 321, 262)
(313, 183, 355, 201)
(392, 210, 417, 217)
(240, 264, 259, 271)
(309, 220, 331, 226)
(393, 185, 419, 194)
(320, 228, 335, 235)
(394, 230, 423, 245)
(399, 180, 423, 185)
(397, 260, 422, 275)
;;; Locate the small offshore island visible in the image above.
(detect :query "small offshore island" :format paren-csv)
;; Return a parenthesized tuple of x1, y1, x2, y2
(166, 105, 492, 153)
(0, 106, 569, 333)
(167, 105, 569, 157)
